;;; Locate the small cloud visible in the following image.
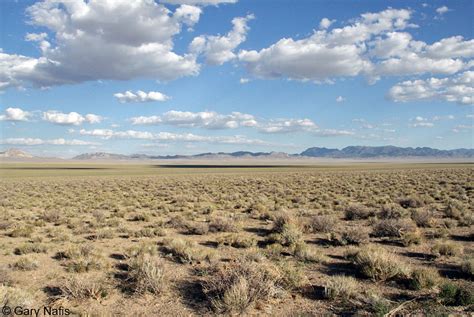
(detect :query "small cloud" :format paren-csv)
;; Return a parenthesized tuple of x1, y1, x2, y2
(319, 18, 335, 29)
(410, 116, 434, 127)
(0, 107, 31, 121)
(114, 90, 170, 103)
(336, 96, 346, 103)
(239, 78, 250, 84)
(436, 6, 449, 15)
(42, 111, 102, 126)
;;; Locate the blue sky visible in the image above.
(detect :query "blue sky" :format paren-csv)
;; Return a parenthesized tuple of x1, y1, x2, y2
(0, 0, 473, 157)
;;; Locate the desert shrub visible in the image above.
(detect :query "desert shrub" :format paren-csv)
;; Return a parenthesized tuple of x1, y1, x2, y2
(398, 196, 424, 209)
(14, 243, 48, 255)
(340, 228, 370, 245)
(458, 213, 473, 227)
(161, 238, 201, 264)
(324, 275, 359, 300)
(186, 222, 209, 235)
(379, 204, 409, 219)
(124, 242, 158, 258)
(0, 267, 13, 287)
(400, 230, 423, 247)
(92, 210, 107, 223)
(60, 244, 105, 273)
(276, 261, 307, 290)
(439, 283, 474, 306)
(134, 227, 166, 238)
(461, 257, 474, 277)
(431, 241, 463, 257)
(217, 234, 257, 249)
(365, 293, 392, 316)
(411, 208, 435, 227)
(345, 204, 374, 220)
(0, 286, 35, 311)
(130, 212, 150, 222)
(167, 215, 188, 229)
(351, 245, 411, 281)
(209, 217, 239, 233)
(291, 241, 327, 263)
(201, 260, 282, 314)
(41, 210, 63, 223)
(267, 224, 304, 248)
(59, 276, 109, 300)
(11, 257, 39, 271)
(271, 209, 297, 233)
(127, 254, 165, 294)
(409, 267, 440, 290)
(309, 215, 337, 233)
(9, 225, 34, 238)
(372, 218, 417, 238)
(264, 244, 284, 259)
(444, 200, 464, 219)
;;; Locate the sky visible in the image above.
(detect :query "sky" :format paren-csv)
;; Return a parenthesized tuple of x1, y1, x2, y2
(0, 0, 473, 158)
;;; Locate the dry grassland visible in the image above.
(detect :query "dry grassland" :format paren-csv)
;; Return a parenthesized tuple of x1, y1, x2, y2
(0, 163, 472, 315)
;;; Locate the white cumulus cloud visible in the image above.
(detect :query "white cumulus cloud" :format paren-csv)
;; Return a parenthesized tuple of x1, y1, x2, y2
(78, 128, 267, 145)
(161, 0, 237, 6)
(258, 119, 317, 133)
(388, 71, 474, 105)
(42, 111, 103, 125)
(0, 107, 31, 121)
(131, 110, 257, 129)
(114, 91, 171, 103)
(1, 0, 204, 90)
(190, 14, 254, 65)
(2, 138, 99, 146)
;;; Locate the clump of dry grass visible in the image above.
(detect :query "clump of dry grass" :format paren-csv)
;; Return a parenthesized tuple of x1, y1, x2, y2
(0, 285, 35, 310)
(9, 224, 34, 238)
(11, 257, 39, 271)
(209, 217, 239, 233)
(161, 238, 202, 264)
(60, 244, 105, 273)
(58, 275, 109, 300)
(345, 204, 374, 220)
(408, 267, 441, 290)
(217, 234, 257, 249)
(379, 203, 409, 219)
(372, 218, 417, 238)
(308, 215, 337, 233)
(276, 261, 307, 290)
(185, 222, 209, 235)
(324, 275, 359, 300)
(268, 224, 304, 248)
(127, 254, 165, 294)
(340, 227, 370, 245)
(400, 230, 423, 247)
(350, 245, 411, 281)
(291, 241, 328, 263)
(398, 196, 425, 209)
(14, 243, 48, 255)
(461, 257, 474, 277)
(431, 241, 463, 257)
(411, 208, 435, 228)
(201, 260, 282, 314)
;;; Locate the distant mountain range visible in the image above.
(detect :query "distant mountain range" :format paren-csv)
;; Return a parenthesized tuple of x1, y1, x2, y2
(1, 146, 473, 160)
(73, 146, 474, 160)
(300, 146, 474, 158)
(0, 148, 34, 158)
